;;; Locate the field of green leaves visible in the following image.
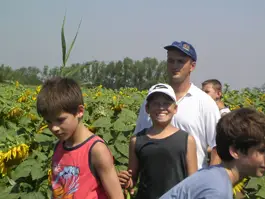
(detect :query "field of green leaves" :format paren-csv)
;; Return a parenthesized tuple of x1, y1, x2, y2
(0, 82, 265, 199)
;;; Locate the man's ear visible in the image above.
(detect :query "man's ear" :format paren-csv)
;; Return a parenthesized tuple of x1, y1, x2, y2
(76, 105, 84, 118)
(229, 145, 240, 160)
(217, 91, 222, 100)
(190, 61, 196, 72)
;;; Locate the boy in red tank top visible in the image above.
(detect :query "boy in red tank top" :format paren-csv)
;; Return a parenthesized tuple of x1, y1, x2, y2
(37, 77, 124, 199)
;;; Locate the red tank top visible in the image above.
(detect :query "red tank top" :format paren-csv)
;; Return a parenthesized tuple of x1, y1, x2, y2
(51, 135, 108, 199)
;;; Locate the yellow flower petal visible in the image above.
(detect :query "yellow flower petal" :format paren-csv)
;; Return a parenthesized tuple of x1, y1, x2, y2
(5, 150, 12, 161)
(12, 148, 17, 159)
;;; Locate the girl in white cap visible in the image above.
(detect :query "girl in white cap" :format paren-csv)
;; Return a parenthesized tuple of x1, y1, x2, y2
(118, 83, 197, 199)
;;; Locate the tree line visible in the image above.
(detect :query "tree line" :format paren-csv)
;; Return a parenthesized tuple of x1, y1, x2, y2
(2, 58, 265, 91)
(0, 57, 169, 90)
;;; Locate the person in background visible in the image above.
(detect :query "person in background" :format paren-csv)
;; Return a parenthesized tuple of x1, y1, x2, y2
(119, 83, 197, 199)
(202, 79, 230, 116)
(36, 77, 124, 199)
(160, 108, 265, 199)
(202, 79, 231, 158)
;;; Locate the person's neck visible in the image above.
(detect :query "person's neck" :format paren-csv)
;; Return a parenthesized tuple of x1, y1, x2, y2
(170, 79, 191, 101)
(221, 161, 241, 185)
(216, 100, 225, 110)
(65, 123, 93, 148)
(148, 122, 172, 135)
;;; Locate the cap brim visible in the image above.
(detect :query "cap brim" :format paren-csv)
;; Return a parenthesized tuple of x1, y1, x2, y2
(146, 91, 176, 102)
(164, 45, 191, 58)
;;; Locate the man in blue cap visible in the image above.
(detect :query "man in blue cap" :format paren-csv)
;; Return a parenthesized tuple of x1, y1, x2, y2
(134, 41, 221, 169)
(118, 41, 221, 196)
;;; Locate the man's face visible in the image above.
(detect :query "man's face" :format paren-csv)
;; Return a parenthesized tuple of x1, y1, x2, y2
(202, 83, 220, 101)
(167, 50, 195, 84)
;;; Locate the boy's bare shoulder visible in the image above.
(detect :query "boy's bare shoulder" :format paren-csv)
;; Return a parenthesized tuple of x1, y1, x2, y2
(91, 141, 113, 167)
(91, 141, 108, 153)
(187, 134, 196, 144)
(130, 135, 137, 144)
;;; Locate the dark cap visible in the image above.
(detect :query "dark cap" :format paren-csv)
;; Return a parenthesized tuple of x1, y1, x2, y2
(164, 41, 197, 61)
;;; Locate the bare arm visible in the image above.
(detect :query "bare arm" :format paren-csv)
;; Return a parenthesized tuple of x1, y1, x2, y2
(92, 142, 124, 199)
(204, 96, 222, 166)
(209, 146, 221, 166)
(133, 101, 152, 135)
(128, 136, 139, 187)
(186, 135, 198, 175)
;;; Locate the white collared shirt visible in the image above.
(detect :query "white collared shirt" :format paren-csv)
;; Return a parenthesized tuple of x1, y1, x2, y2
(134, 83, 221, 169)
(220, 107, 230, 116)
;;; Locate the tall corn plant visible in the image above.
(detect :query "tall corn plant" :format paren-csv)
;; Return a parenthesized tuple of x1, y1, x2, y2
(60, 15, 82, 77)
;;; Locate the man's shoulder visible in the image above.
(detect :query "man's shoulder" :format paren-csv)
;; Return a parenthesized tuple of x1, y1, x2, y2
(220, 107, 231, 114)
(190, 84, 216, 101)
(189, 84, 219, 109)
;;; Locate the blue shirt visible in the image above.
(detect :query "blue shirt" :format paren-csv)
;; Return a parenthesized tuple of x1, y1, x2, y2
(160, 165, 233, 199)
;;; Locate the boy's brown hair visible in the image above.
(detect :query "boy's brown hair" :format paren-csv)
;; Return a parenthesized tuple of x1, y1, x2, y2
(216, 108, 265, 161)
(37, 77, 84, 117)
(201, 79, 222, 92)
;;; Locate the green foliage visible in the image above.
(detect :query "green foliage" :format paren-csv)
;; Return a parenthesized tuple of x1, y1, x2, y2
(60, 15, 82, 76)
(1, 82, 265, 198)
(0, 58, 168, 90)
(0, 83, 54, 199)
(0, 83, 146, 198)
(244, 177, 265, 198)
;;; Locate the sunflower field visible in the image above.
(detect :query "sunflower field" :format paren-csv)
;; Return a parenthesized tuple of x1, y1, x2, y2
(0, 81, 265, 199)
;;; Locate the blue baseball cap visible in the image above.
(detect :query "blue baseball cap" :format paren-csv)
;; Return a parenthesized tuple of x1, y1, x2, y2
(164, 41, 197, 61)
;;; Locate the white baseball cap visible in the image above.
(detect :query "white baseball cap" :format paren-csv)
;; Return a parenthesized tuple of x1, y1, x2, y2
(146, 83, 177, 102)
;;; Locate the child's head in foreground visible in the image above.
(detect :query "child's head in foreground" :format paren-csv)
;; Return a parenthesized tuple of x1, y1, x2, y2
(36, 77, 84, 141)
(145, 83, 177, 127)
(216, 107, 265, 177)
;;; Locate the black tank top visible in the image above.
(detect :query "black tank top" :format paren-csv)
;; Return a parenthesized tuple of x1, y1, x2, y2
(135, 128, 189, 199)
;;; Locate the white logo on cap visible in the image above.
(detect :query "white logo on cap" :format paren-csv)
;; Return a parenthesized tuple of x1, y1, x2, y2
(182, 43, 190, 51)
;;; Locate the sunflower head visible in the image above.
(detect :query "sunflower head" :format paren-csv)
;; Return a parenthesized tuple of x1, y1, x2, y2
(233, 178, 249, 196)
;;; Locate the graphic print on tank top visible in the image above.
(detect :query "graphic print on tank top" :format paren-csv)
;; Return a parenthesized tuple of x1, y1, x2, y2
(51, 155, 80, 198)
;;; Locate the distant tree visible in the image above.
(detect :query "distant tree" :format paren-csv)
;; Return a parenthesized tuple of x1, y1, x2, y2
(0, 65, 13, 83)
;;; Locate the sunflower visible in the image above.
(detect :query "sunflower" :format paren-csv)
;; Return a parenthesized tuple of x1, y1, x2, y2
(233, 178, 248, 196)
(0, 144, 29, 176)
(15, 144, 29, 159)
(37, 124, 48, 133)
(15, 81, 20, 88)
(0, 152, 7, 176)
(7, 107, 23, 118)
(48, 169, 52, 185)
(36, 85, 42, 94)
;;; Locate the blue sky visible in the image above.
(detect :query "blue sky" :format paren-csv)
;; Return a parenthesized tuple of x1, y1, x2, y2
(1, 0, 265, 89)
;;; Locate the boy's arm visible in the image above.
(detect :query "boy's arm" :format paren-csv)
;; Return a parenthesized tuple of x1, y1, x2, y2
(210, 146, 221, 166)
(133, 101, 152, 135)
(128, 136, 139, 186)
(118, 136, 139, 195)
(91, 142, 124, 199)
(186, 135, 198, 175)
(204, 98, 222, 166)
